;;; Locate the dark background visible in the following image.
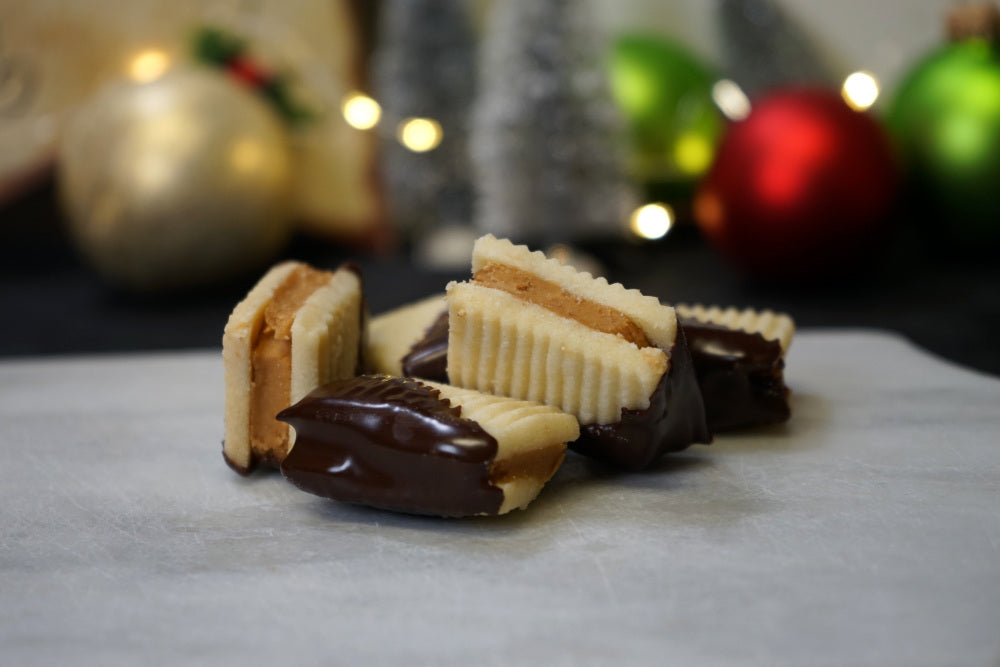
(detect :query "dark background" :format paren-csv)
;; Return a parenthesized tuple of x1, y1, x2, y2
(3, 182, 999, 378)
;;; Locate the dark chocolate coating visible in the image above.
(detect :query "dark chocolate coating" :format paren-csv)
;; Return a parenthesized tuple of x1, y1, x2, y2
(278, 375, 503, 517)
(572, 323, 711, 470)
(679, 318, 790, 431)
(401, 310, 449, 381)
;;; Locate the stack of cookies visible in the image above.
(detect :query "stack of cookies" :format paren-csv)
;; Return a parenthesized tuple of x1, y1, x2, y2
(222, 235, 794, 517)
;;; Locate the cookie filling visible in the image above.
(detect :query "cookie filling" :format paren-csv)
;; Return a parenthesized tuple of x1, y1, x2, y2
(474, 263, 650, 348)
(249, 264, 333, 463)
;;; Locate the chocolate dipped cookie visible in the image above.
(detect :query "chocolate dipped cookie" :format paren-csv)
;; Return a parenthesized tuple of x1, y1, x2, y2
(278, 375, 579, 517)
(363, 293, 447, 379)
(447, 235, 710, 470)
(676, 304, 795, 431)
(222, 261, 364, 474)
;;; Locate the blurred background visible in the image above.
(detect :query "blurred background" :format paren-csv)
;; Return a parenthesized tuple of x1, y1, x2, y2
(1, 0, 998, 375)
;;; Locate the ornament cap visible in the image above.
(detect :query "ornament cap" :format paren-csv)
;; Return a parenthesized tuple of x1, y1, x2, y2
(947, 2, 1000, 43)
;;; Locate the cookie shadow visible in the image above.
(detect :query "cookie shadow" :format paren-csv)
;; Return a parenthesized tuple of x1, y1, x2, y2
(305, 485, 553, 536)
(299, 451, 708, 536)
(541, 449, 712, 496)
(710, 390, 828, 453)
(294, 396, 826, 534)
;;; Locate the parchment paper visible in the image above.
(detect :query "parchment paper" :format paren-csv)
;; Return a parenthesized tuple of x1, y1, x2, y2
(1, 330, 998, 666)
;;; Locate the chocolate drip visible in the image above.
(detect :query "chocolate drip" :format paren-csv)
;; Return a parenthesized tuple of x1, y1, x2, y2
(401, 310, 449, 382)
(679, 318, 790, 431)
(573, 324, 711, 471)
(278, 375, 503, 517)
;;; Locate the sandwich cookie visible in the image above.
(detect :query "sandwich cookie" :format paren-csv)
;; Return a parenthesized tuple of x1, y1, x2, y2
(222, 261, 364, 474)
(446, 235, 710, 470)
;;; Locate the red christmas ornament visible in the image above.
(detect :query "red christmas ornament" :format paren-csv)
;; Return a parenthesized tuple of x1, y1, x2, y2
(694, 88, 897, 280)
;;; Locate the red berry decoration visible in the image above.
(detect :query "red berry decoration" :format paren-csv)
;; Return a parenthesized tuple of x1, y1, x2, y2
(226, 55, 272, 89)
(694, 88, 898, 280)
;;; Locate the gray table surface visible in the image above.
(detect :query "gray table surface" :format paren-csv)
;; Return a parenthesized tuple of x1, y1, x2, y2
(1, 330, 999, 666)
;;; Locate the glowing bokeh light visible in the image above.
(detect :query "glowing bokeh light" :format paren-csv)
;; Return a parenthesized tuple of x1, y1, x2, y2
(129, 49, 171, 83)
(341, 92, 382, 130)
(712, 79, 751, 121)
(398, 117, 443, 152)
(673, 132, 714, 176)
(629, 203, 674, 240)
(842, 71, 880, 111)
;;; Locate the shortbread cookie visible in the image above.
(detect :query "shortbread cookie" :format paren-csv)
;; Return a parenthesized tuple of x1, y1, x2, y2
(447, 235, 709, 469)
(676, 304, 794, 430)
(363, 294, 446, 378)
(278, 375, 579, 516)
(676, 305, 794, 353)
(222, 261, 364, 474)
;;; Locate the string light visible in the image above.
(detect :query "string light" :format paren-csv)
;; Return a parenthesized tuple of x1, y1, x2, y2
(629, 203, 674, 240)
(397, 117, 443, 152)
(341, 92, 382, 130)
(129, 49, 171, 83)
(842, 71, 880, 111)
(712, 79, 751, 121)
(673, 132, 714, 176)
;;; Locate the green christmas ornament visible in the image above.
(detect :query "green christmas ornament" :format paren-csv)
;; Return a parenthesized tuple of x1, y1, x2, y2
(887, 38, 1000, 246)
(609, 34, 724, 183)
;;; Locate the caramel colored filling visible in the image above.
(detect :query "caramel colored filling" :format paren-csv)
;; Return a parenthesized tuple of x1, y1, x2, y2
(490, 446, 567, 486)
(474, 263, 650, 347)
(250, 265, 334, 461)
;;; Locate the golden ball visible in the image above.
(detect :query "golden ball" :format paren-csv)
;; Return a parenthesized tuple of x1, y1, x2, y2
(58, 67, 294, 291)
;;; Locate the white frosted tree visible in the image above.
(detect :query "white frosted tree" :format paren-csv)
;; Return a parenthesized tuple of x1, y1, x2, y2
(372, 0, 476, 238)
(471, 0, 636, 246)
(717, 0, 833, 97)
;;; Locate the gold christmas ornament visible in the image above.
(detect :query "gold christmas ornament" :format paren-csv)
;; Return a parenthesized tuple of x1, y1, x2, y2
(57, 67, 294, 291)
